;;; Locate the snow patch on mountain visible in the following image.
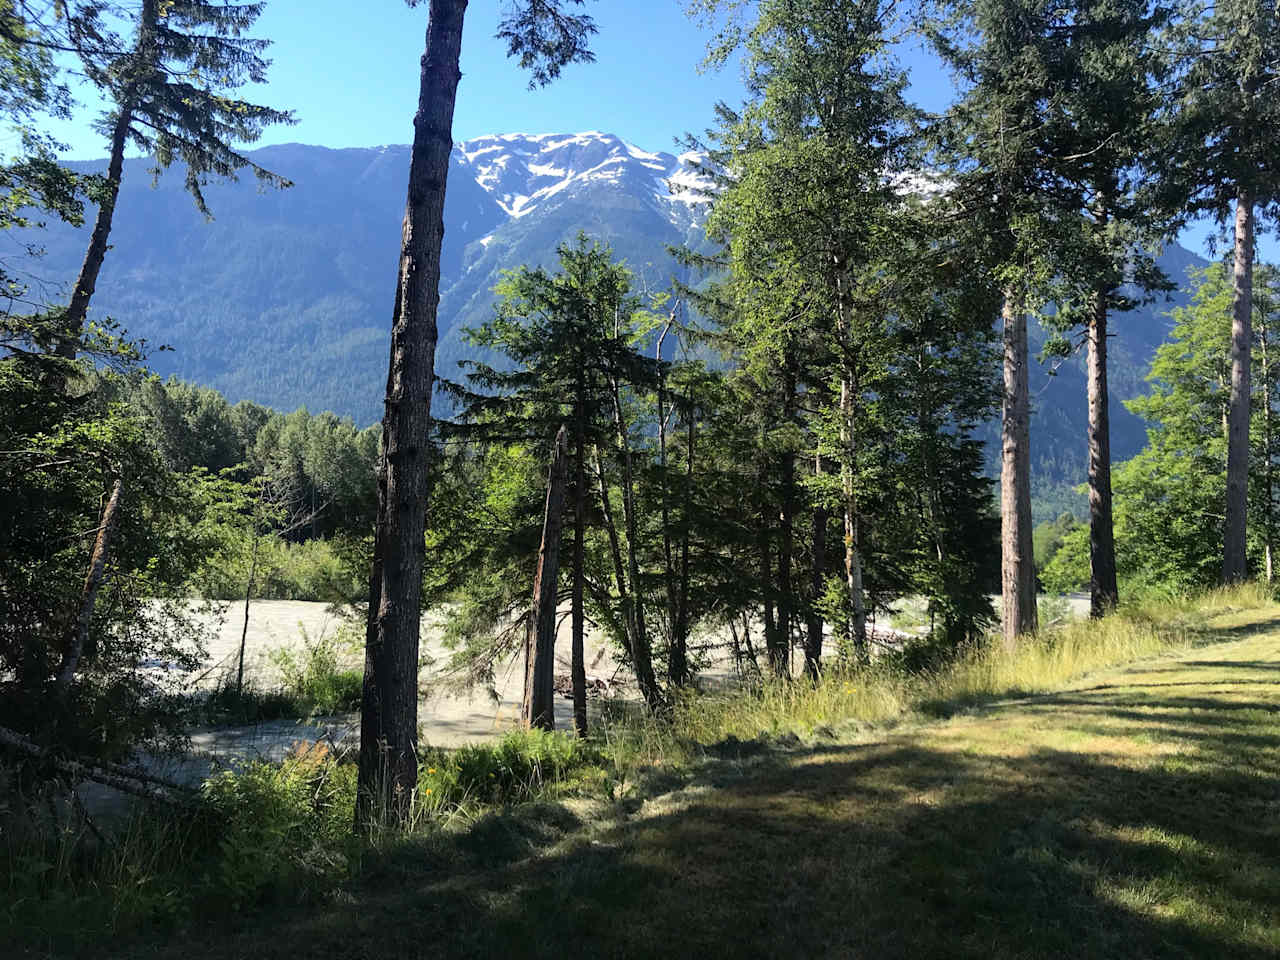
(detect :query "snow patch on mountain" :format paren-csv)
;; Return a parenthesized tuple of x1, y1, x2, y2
(453, 131, 712, 225)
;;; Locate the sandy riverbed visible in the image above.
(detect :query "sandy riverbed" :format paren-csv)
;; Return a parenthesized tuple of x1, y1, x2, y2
(193, 599, 623, 750)
(187, 592, 1090, 754)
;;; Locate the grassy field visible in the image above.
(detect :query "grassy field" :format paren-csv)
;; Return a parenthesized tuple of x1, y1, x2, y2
(64, 596, 1279, 960)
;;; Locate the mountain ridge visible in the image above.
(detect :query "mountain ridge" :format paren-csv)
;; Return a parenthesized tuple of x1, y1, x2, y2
(12, 132, 1204, 516)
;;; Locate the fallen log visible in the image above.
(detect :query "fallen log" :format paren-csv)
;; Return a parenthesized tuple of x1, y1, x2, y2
(0, 723, 195, 806)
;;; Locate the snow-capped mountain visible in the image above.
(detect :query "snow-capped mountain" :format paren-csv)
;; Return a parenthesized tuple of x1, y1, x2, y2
(14, 131, 1201, 507)
(455, 131, 708, 225)
(18, 133, 715, 424)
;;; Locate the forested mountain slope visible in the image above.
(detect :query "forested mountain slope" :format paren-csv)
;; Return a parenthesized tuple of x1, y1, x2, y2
(12, 134, 1203, 506)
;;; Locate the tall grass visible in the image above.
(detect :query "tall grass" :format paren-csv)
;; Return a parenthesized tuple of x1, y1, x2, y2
(3, 583, 1272, 950)
(662, 582, 1276, 746)
(1, 730, 607, 949)
(198, 622, 363, 725)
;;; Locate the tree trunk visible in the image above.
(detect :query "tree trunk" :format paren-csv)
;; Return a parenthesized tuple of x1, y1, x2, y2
(357, 0, 467, 829)
(594, 449, 666, 702)
(833, 270, 867, 662)
(610, 378, 660, 709)
(524, 426, 568, 730)
(1001, 290, 1038, 647)
(56, 104, 133, 360)
(774, 369, 796, 677)
(1224, 187, 1255, 583)
(1087, 286, 1119, 616)
(55, 479, 122, 696)
(571, 398, 588, 738)
(1264, 323, 1273, 583)
(776, 449, 795, 677)
(673, 411, 695, 682)
(236, 521, 261, 699)
(656, 320, 685, 686)
(757, 452, 778, 664)
(806, 452, 826, 680)
(235, 479, 272, 698)
(593, 452, 635, 658)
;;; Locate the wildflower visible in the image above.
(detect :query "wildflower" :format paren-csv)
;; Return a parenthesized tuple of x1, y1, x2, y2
(427, 767, 436, 774)
(425, 788, 432, 795)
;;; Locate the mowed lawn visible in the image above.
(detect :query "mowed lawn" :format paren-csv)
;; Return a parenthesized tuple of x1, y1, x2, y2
(119, 609, 1280, 960)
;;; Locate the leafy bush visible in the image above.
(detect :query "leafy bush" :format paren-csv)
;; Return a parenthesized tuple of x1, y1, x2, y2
(199, 743, 356, 906)
(0, 373, 220, 770)
(267, 622, 363, 717)
(195, 536, 363, 603)
(419, 730, 605, 812)
(1041, 524, 1090, 593)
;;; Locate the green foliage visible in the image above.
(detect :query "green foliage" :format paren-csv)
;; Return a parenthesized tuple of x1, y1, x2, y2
(1156, 0, 1280, 224)
(131, 375, 379, 541)
(200, 746, 356, 906)
(1041, 524, 1090, 594)
(70, 0, 296, 214)
(5, 584, 1275, 951)
(439, 235, 665, 681)
(495, 0, 599, 89)
(194, 536, 361, 603)
(1097, 263, 1280, 591)
(420, 730, 605, 811)
(0, 360, 216, 764)
(1035, 511, 1084, 594)
(690, 0, 999, 658)
(1034, 512, 1081, 573)
(266, 623, 364, 717)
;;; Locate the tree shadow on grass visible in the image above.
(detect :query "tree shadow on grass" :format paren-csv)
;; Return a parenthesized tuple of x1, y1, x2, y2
(1182, 614, 1280, 644)
(113, 664, 1280, 960)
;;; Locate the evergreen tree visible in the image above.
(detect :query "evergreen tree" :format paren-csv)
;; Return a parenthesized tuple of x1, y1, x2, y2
(1046, 263, 1280, 590)
(360, 0, 597, 827)
(696, 0, 917, 667)
(932, 0, 1117, 643)
(57, 0, 295, 360)
(1043, 0, 1171, 617)
(1159, 0, 1280, 582)
(448, 236, 662, 726)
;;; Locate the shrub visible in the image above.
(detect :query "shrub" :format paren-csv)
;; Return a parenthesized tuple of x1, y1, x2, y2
(267, 622, 363, 717)
(418, 730, 605, 813)
(199, 743, 356, 906)
(195, 537, 363, 603)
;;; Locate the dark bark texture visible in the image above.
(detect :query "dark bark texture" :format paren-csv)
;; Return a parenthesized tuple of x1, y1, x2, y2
(523, 425, 568, 730)
(1001, 292, 1038, 646)
(58, 105, 132, 360)
(1087, 290, 1119, 616)
(358, 0, 467, 827)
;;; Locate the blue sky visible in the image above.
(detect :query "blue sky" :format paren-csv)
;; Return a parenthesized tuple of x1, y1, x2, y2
(50, 1, 751, 158)
(42, 0, 1258, 260)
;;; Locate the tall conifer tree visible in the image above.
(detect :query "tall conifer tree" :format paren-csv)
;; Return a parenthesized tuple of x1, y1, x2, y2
(696, 0, 915, 665)
(932, 0, 1094, 643)
(358, 0, 597, 826)
(1044, 0, 1170, 616)
(1158, 0, 1280, 582)
(58, 0, 294, 360)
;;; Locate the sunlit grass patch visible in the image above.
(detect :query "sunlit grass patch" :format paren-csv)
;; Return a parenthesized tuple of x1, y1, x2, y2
(658, 583, 1277, 749)
(6, 583, 1279, 957)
